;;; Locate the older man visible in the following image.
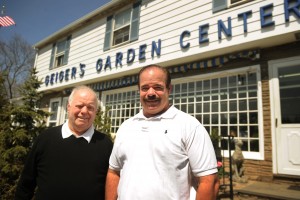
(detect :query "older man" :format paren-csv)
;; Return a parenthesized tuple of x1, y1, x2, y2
(106, 65, 219, 200)
(15, 85, 113, 200)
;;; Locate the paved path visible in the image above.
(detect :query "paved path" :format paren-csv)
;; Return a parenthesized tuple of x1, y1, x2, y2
(218, 180, 300, 200)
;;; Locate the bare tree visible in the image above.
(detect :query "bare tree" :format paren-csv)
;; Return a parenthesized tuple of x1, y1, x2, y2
(0, 34, 35, 99)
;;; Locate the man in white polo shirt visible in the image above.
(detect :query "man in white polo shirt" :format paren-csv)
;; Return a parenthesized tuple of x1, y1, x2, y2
(106, 65, 219, 200)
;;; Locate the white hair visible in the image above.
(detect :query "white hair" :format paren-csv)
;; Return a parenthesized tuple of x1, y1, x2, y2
(68, 85, 99, 108)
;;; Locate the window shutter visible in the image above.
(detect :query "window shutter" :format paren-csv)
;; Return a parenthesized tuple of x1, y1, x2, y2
(49, 43, 56, 69)
(103, 15, 113, 51)
(130, 1, 141, 42)
(63, 35, 72, 65)
(212, 0, 228, 13)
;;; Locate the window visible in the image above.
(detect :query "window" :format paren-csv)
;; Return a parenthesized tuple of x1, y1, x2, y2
(49, 35, 71, 69)
(103, 1, 141, 51)
(102, 66, 263, 159)
(213, 0, 256, 13)
(103, 88, 141, 135)
(48, 98, 62, 127)
(59, 97, 69, 124)
(113, 9, 131, 46)
(47, 97, 69, 127)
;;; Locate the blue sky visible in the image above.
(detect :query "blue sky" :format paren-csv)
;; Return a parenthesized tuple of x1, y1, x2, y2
(0, 0, 110, 45)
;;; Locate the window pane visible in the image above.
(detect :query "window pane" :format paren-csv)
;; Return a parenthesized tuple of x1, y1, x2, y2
(220, 77, 227, 88)
(188, 104, 194, 114)
(203, 103, 210, 113)
(239, 126, 248, 137)
(50, 102, 59, 120)
(221, 113, 227, 124)
(203, 80, 210, 90)
(115, 9, 131, 29)
(196, 103, 202, 113)
(250, 126, 259, 138)
(229, 75, 237, 87)
(249, 112, 258, 123)
(220, 101, 227, 112)
(196, 81, 202, 91)
(248, 72, 257, 85)
(212, 114, 218, 124)
(56, 41, 66, 53)
(239, 112, 247, 124)
(212, 78, 218, 89)
(248, 85, 257, 97)
(250, 140, 259, 152)
(113, 26, 130, 45)
(212, 102, 218, 112)
(279, 65, 300, 123)
(203, 114, 210, 124)
(221, 126, 228, 137)
(249, 99, 257, 110)
(229, 100, 237, 111)
(239, 100, 247, 111)
(230, 113, 237, 124)
(220, 89, 227, 100)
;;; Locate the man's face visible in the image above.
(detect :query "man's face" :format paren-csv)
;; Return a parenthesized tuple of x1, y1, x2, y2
(139, 67, 171, 118)
(67, 90, 97, 135)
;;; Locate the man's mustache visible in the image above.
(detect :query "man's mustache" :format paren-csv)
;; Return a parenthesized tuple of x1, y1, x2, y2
(145, 95, 159, 101)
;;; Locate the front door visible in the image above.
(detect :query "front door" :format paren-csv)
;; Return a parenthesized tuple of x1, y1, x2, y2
(270, 57, 300, 176)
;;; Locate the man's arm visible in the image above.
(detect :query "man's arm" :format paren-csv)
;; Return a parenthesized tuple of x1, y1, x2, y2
(105, 168, 120, 200)
(196, 173, 219, 200)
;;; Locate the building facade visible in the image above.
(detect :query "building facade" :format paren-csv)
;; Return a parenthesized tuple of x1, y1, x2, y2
(34, 0, 300, 181)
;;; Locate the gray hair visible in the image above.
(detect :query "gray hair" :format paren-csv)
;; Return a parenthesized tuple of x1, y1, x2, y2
(68, 85, 100, 108)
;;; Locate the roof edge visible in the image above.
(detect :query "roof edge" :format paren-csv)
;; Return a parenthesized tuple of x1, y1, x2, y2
(33, 0, 126, 48)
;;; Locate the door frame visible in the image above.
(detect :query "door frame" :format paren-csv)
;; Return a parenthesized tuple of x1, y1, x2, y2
(269, 56, 300, 175)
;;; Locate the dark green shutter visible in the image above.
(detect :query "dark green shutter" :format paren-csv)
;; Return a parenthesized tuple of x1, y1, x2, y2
(103, 15, 113, 51)
(49, 43, 56, 69)
(130, 1, 141, 42)
(63, 35, 72, 65)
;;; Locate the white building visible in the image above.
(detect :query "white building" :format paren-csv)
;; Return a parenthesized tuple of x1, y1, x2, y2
(34, 0, 300, 181)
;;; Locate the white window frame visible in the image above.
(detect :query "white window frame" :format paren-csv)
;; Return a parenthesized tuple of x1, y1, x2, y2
(103, 1, 141, 51)
(102, 65, 264, 160)
(47, 97, 62, 127)
(59, 97, 69, 125)
(49, 36, 71, 69)
(102, 86, 141, 135)
(112, 8, 132, 47)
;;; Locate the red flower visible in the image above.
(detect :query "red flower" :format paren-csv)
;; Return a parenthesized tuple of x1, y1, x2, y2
(217, 161, 223, 168)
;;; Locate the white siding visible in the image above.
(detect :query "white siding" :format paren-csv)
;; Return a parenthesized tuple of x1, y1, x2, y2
(36, 0, 300, 91)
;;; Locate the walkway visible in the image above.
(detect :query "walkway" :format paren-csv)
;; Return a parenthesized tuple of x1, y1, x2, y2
(218, 180, 300, 200)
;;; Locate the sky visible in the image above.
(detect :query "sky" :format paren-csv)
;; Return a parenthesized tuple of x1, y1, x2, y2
(0, 0, 111, 45)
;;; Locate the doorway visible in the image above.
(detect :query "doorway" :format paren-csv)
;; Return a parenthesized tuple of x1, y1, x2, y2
(269, 57, 300, 176)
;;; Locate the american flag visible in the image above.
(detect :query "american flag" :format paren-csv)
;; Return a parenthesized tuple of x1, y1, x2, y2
(0, 16, 15, 27)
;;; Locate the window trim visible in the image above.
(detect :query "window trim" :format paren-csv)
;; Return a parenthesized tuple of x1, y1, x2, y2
(47, 97, 62, 127)
(103, 1, 141, 51)
(49, 35, 71, 69)
(102, 65, 264, 160)
(173, 65, 264, 160)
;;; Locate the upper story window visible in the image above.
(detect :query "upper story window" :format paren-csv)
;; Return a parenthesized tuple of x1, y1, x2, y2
(49, 35, 72, 69)
(113, 9, 131, 46)
(213, 0, 255, 13)
(103, 1, 141, 51)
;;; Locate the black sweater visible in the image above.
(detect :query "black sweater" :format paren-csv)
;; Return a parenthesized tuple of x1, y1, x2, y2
(15, 125, 113, 200)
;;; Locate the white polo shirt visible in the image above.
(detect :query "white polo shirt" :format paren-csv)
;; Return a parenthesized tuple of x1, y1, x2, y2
(109, 106, 217, 200)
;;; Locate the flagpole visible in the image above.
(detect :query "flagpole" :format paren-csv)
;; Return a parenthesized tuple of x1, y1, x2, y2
(1, 0, 5, 16)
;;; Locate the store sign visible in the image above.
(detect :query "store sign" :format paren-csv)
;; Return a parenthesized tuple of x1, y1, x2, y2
(44, 0, 300, 87)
